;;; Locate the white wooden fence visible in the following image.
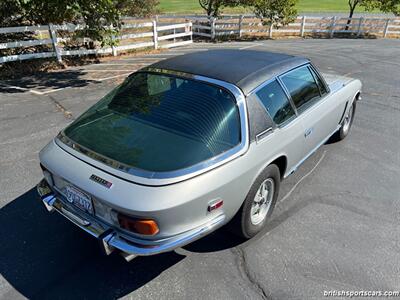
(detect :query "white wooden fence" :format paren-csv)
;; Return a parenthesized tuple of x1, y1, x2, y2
(0, 21, 193, 64)
(192, 15, 400, 39)
(2, 14, 399, 64)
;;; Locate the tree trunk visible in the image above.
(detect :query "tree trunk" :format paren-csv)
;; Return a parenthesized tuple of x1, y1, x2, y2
(207, 1, 212, 16)
(346, 0, 358, 30)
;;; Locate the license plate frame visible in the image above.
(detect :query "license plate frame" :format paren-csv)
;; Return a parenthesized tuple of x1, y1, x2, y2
(64, 185, 94, 215)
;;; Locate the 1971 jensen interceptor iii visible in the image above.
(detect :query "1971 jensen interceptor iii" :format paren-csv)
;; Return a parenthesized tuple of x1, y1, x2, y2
(37, 50, 361, 260)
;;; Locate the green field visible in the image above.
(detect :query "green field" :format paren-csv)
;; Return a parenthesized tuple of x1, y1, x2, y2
(158, 0, 366, 14)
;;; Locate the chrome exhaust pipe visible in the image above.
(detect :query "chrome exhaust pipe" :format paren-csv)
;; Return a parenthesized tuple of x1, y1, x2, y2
(120, 251, 137, 262)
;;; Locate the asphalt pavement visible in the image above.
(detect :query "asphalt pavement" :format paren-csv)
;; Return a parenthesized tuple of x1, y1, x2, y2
(0, 38, 399, 299)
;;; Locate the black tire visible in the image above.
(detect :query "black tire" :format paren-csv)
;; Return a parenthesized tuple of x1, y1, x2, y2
(230, 164, 280, 239)
(334, 100, 356, 141)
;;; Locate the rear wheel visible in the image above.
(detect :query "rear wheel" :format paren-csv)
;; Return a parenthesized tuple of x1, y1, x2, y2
(231, 164, 280, 239)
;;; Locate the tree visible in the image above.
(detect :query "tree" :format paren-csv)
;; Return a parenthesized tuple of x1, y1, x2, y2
(198, 0, 248, 17)
(0, 0, 25, 27)
(0, 0, 159, 45)
(346, 0, 400, 30)
(345, 0, 360, 30)
(252, 0, 298, 28)
(199, 0, 222, 17)
(347, 0, 360, 22)
(116, 0, 160, 17)
(363, 0, 400, 15)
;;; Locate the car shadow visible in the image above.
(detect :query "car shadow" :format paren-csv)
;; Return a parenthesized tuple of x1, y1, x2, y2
(183, 225, 246, 253)
(3, 183, 333, 298)
(0, 188, 185, 299)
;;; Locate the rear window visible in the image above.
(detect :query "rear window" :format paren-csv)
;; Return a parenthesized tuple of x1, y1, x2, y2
(63, 72, 241, 172)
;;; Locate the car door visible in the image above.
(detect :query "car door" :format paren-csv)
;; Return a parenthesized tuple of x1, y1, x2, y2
(279, 65, 339, 158)
(252, 79, 308, 175)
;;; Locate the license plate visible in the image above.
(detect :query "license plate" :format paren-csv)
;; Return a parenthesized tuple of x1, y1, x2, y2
(64, 186, 94, 214)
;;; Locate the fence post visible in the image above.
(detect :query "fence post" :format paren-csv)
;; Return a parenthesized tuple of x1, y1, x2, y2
(300, 16, 306, 37)
(111, 45, 117, 56)
(211, 17, 216, 40)
(357, 17, 364, 37)
(330, 16, 336, 38)
(111, 30, 117, 56)
(152, 20, 158, 49)
(238, 15, 244, 38)
(383, 18, 390, 38)
(195, 19, 199, 35)
(188, 21, 193, 42)
(269, 23, 273, 38)
(48, 23, 62, 63)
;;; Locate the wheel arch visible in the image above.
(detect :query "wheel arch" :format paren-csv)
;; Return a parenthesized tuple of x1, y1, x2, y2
(339, 90, 360, 125)
(355, 90, 361, 101)
(238, 153, 288, 213)
(250, 154, 288, 187)
(269, 155, 287, 180)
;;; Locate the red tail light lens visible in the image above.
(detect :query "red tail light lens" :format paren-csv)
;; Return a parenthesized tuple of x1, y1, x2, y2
(117, 213, 159, 236)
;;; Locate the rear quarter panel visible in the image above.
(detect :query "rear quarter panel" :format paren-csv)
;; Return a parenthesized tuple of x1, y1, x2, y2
(324, 74, 362, 122)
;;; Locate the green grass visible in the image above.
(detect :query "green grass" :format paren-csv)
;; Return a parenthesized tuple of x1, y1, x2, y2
(158, 0, 368, 14)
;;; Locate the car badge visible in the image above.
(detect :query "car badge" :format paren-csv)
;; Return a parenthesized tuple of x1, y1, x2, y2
(90, 174, 113, 188)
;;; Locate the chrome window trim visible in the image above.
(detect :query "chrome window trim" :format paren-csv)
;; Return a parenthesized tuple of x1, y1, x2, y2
(255, 127, 273, 143)
(276, 76, 299, 116)
(278, 64, 326, 115)
(308, 65, 323, 97)
(309, 63, 331, 94)
(247, 61, 331, 132)
(56, 69, 249, 185)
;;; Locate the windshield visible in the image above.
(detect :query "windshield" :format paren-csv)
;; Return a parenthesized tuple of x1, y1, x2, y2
(63, 72, 241, 173)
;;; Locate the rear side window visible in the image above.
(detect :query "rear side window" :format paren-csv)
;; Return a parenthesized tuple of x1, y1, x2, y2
(246, 94, 274, 142)
(255, 80, 295, 125)
(63, 72, 241, 172)
(280, 66, 320, 112)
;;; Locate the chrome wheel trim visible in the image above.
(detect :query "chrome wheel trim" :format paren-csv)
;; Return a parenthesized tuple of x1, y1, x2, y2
(250, 178, 274, 225)
(342, 104, 354, 134)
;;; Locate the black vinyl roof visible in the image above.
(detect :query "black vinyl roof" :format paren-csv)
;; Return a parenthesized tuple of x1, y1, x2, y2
(147, 49, 309, 95)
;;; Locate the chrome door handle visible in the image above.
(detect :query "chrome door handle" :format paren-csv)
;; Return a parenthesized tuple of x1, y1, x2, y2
(304, 128, 313, 138)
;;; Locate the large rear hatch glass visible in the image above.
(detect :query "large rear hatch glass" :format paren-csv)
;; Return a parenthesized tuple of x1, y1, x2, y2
(63, 72, 241, 172)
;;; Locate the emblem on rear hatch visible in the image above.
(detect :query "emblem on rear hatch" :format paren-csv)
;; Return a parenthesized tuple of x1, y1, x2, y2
(90, 174, 113, 188)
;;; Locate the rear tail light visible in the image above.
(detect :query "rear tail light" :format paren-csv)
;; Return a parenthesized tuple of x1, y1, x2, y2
(117, 213, 159, 236)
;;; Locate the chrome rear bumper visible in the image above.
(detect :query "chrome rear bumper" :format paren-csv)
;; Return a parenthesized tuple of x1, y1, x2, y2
(37, 179, 225, 259)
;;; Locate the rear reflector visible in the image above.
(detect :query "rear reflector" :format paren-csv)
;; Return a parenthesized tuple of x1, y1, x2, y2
(117, 213, 159, 236)
(208, 199, 223, 212)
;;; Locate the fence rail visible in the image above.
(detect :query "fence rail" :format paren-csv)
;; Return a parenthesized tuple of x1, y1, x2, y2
(192, 15, 400, 39)
(0, 21, 193, 64)
(1, 14, 399, 64)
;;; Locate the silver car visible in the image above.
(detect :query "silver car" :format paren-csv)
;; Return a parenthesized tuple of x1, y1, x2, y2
(37, 50, 362, 260)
